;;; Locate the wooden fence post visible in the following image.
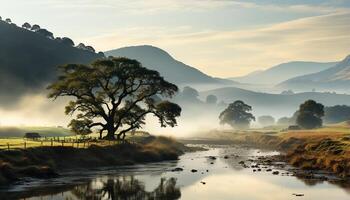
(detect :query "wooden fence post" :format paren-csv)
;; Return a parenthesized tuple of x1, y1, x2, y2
(24, 142, 26, 149)
(51, 139, 53, 147)
(62, 141, 64, 147)
(7, 143, 10, 150)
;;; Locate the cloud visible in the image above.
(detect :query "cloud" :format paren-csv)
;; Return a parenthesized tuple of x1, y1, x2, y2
(86, 12, 350, 77)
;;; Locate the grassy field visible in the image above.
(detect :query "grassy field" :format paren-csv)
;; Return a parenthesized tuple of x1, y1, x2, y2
(0, 126, 73, 138)
(0, 136, 190, 185)
(0, 127, 151, 150)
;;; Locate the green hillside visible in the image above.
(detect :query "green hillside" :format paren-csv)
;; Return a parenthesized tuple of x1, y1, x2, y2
(0, 20, 103, 105)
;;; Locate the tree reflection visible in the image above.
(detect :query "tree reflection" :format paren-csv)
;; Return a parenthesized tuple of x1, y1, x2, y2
(70, 176, 181, 200)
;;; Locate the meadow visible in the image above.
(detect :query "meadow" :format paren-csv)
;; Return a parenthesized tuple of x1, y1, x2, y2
(0, 126, 151, 150)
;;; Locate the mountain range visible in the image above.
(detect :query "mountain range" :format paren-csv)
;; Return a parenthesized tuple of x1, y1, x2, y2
(229, 61, 336, 85)
(279, 55, 350, 92)
(105, 45, 236, 87)
(2, 17, 350, 114)
(200, 87, 350, 117)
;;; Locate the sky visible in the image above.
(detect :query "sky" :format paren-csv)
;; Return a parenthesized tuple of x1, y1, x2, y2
(1, 0, 350, 77)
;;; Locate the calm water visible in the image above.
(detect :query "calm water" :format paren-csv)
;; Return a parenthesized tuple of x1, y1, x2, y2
(1, 145, 350, 200)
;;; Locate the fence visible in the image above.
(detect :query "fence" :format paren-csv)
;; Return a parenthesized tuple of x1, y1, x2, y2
(0, 136, 134, 151)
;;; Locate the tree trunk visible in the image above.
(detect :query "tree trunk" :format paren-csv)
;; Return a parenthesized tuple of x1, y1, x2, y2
(99, 130, 103, 139)
(104, 128, 116, 140)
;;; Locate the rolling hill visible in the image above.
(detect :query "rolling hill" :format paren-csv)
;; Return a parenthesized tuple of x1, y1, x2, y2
(0, 126, 73, 138)
(200, 87, 350, 117)
(229, 61, 336, 85)
(105, 45, 237, 87)
(0, 20, 103, 106)
(279, 55, 350, 92)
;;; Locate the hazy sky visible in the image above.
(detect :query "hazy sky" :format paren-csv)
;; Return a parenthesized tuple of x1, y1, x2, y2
(1, 0, 350, 77)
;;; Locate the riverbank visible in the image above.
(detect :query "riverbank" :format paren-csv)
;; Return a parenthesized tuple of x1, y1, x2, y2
(0, 136, 198, 185)
(202, 126, 350, 178)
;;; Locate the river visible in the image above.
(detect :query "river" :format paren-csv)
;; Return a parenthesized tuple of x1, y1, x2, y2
(1, 145, 350, 200)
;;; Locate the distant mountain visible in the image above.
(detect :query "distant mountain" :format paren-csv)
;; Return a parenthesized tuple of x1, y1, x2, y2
(229, 61, 336, 85)
(105, 45, 236, 87)
(200, 87, 350, 117)
(279, 55, 350, 92)
(0, 20, 103, 105)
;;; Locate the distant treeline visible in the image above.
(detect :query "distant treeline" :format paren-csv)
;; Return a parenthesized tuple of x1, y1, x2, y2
(277, 105, 350, 125)
(0, 16, 103, 55)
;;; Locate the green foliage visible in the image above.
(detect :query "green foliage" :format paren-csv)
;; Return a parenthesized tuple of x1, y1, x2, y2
(296, 100, 324, 129)
(68, 118, 93, 135)
(48, 57, 181, 140)
(219, 100, 255, 130)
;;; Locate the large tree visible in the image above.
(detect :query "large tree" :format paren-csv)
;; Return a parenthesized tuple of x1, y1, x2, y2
(219, 100, 255, 130)
(48, 57, 181, 140)
(296, 100, 324, 129)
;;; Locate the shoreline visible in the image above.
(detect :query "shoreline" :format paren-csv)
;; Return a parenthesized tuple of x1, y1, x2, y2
(0, 136, 200, 185)
(198, 130, 350, 179)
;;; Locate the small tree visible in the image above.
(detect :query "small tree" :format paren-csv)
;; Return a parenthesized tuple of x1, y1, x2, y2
(22, 22, 31, 29)
(85, 46, 96, 53)
(36, 29, 54, 39)
(48, 57, 182, 140)
(296, 100, 324, 129)
(258, 115, 275, 127)
(219, 100, 255, 130)
(5, 18, 11, 23)
(60, 37, 75, 46)
(206, 95, 217, 104)
(77, 43, 86, 49)
(31, 24, 41, 31)
(182, 86, 199, 100)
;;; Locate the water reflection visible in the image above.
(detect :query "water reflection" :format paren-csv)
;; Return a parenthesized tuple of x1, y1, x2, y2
(34, 176, 181, 200)
(2, 146, 350, 200)
(69, 176, 181, 200)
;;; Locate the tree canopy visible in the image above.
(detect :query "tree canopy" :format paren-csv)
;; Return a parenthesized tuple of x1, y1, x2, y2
(48, 57, 181, 140)
(36, 28, 54, 39)
(31, 24, 40, 31)
(22, 22, 31, 29)
(296, 100, 324, 129)
(219, 100, 255, 130)
(56, 37, 75, 46)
